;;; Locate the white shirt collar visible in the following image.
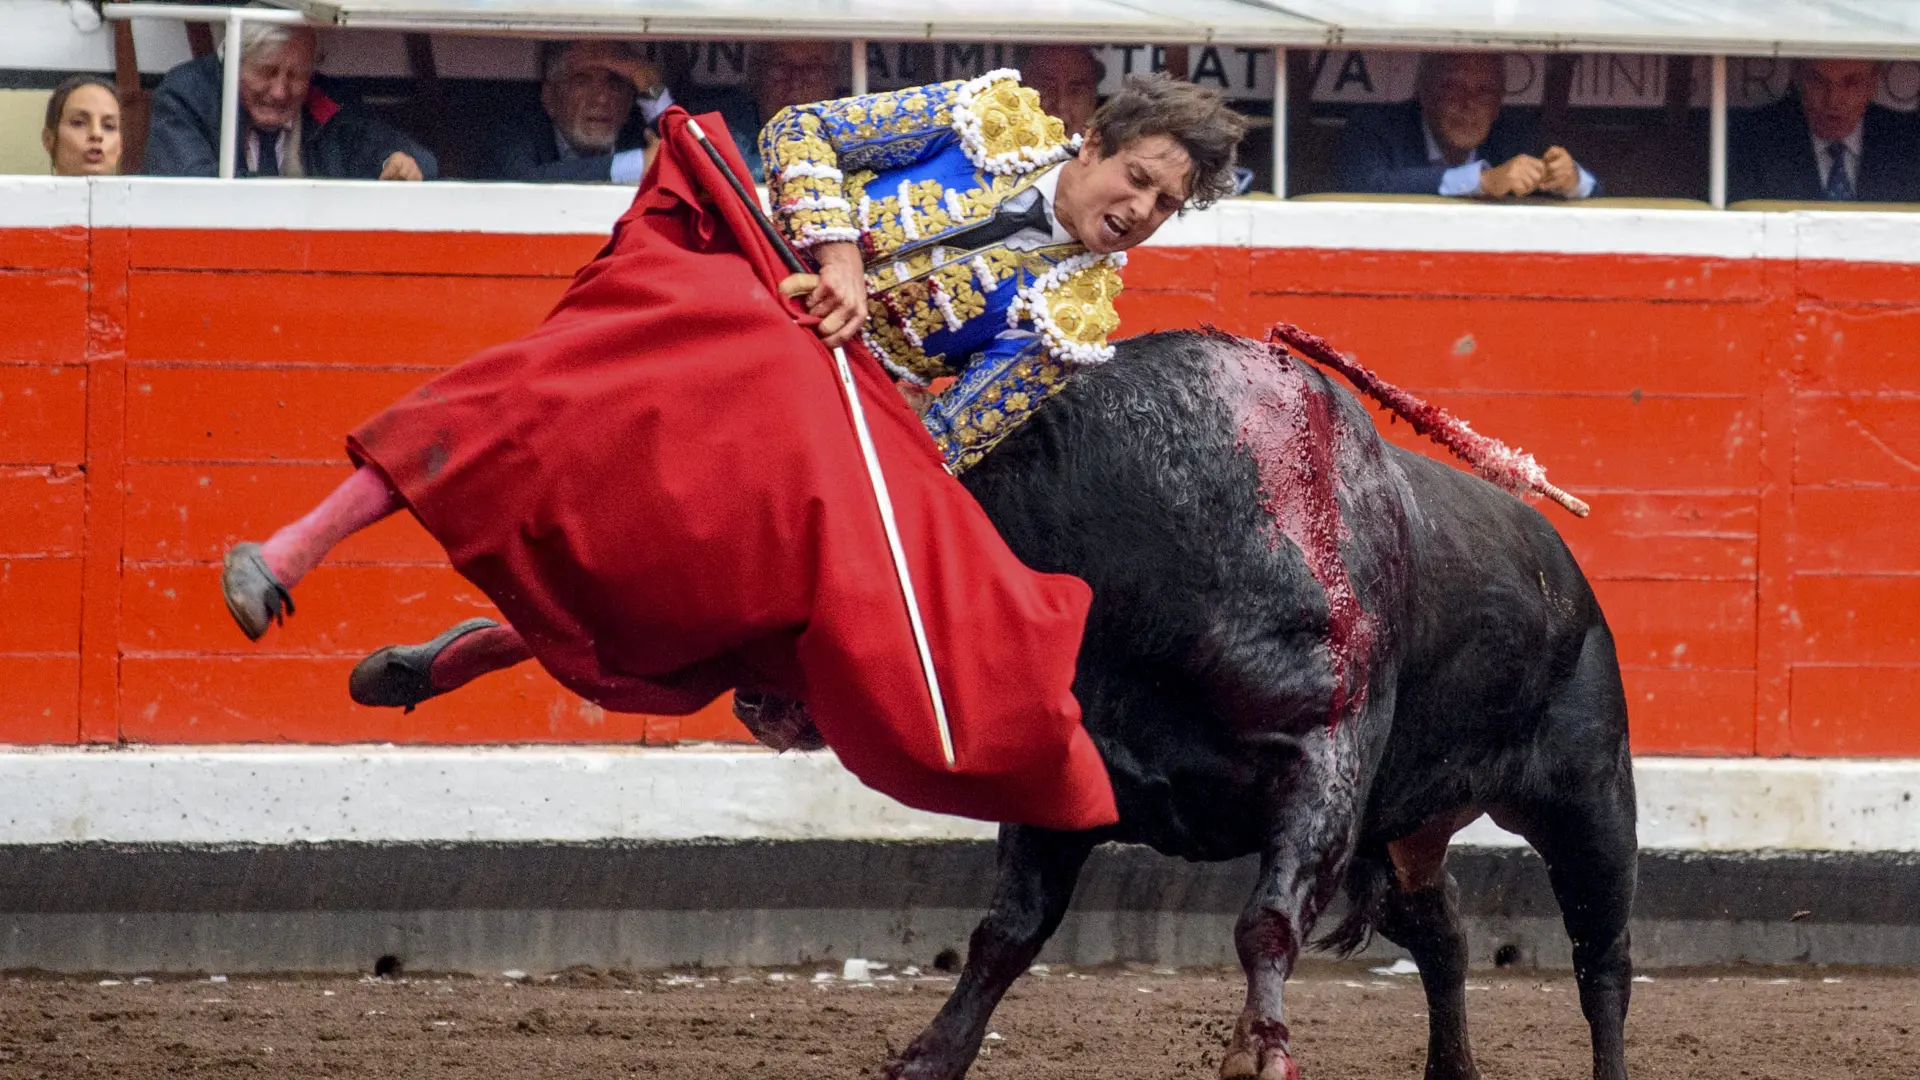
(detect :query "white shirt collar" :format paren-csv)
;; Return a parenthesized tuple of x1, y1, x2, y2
(1032, 164, 1075, 245)
(1831, 122, 1866, 157)
(1422, 120, 1482, 167)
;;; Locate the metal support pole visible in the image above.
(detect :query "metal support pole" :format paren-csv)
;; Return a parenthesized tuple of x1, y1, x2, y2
(851, 39, 869, 95)
(218, 13, 243, 179)
(102, 3, 306, 22)
(1272, 46, 1287, 197)
(1710, 54, 1727, 209)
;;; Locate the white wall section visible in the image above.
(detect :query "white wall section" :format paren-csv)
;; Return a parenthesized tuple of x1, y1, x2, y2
(3, 747, 1917, 852)
(7, 177, 1920, 265)
(0, 175, 88, 228)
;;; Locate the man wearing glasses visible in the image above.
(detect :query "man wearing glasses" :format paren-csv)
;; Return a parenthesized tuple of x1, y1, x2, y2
(481, 40, 673, 183)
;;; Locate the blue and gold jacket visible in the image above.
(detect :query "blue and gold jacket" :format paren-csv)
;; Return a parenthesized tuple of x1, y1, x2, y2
(760, 69, 1125, 471)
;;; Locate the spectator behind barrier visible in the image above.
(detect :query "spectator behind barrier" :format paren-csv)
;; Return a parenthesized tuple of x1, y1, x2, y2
(677, 40, 846, 181)
(1334, 52, 1599, 200)
(43, 75, 121, 176)
(1728, 59, 1920, 203)
(479, 41, 671, 183)
(1019, 44, 1102, 137)
(1017, 45, 1253, 196)
(145, 21, 436, 180)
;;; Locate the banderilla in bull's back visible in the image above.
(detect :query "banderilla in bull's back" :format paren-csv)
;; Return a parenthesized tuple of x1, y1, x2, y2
(1263, 322, 1591, 518)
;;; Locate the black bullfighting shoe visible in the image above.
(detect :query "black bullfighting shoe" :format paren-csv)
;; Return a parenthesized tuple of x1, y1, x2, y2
(220, 542, 294, 642)
(732, 691, 827, 752)
(349, 618, 500, 712)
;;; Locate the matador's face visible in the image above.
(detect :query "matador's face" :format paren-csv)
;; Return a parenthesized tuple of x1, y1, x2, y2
(1053, 133, 1192, 255)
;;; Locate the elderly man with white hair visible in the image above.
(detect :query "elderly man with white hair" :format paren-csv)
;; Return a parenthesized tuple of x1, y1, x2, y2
(145, 20, 435, 180)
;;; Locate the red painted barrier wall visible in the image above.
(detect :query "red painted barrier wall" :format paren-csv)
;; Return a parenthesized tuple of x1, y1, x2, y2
(0, 210, 1912, 755)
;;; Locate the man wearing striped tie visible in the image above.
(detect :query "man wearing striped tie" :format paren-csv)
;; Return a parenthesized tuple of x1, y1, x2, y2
(1728, 58, 1920, 205)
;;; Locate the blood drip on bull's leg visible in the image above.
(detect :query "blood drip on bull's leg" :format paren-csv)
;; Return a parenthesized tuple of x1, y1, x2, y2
(1217, 337, 1377, 731)
(1264, 323, 1591, 518)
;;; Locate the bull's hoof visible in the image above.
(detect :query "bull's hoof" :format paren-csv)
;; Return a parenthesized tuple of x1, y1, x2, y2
(1221, 1013, 1300, 1080)
(1221, 1046, 1260, 1077)
(1220, 1055, 1300, 1080)
(884, 1035, 973, 1080)
(884, 1051, 962, 1080)
(1220, 1051, 1301, 1080)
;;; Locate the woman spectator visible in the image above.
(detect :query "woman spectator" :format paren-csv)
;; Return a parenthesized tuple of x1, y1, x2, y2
(42, 75, 122, 176)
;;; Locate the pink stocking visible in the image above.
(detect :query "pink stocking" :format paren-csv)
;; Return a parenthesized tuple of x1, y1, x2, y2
(258, 466, 403, 588)
(429, 625, 535, 691)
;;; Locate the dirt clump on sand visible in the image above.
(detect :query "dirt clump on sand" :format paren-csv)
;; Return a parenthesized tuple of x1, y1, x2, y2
(1, 961, 1915, 1078)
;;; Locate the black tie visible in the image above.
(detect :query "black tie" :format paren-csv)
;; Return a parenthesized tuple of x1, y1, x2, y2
(254, 128, 280, 178)
(942, 194, 1050, 251)
(1824, 142, 1853, 201)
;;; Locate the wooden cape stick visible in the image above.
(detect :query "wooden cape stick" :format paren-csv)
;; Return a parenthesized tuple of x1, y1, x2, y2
(683, 117, 957, 769)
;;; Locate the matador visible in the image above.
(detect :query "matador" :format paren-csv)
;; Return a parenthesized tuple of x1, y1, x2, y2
(218, 70, 1246, 829)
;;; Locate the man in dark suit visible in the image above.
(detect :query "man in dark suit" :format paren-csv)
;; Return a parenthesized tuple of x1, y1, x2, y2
(1728, 59, 1920, 204)
(1335, 52, 1599, 200)
(479, 41, 670, 183)
(145, 23, 435, 180)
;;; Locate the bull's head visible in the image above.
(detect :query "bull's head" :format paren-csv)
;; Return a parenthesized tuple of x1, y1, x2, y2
(732, 691, 827, 752)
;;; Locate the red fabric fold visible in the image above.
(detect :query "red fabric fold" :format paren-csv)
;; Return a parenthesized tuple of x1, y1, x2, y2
(346, 109, 1117, 831)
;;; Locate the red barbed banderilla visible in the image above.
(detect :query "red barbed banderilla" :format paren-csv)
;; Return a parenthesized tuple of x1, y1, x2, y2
(1265, 322, 1590, 518)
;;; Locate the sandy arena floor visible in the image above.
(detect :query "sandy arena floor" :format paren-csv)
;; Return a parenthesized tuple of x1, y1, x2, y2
(2, 960, 1914, 1079)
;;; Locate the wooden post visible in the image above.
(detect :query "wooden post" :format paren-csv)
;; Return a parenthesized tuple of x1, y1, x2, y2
(402, 33, 453, 173)
(1541, 53, 1575, 147)
(1161, 45, 1189, 81)
(1663, 54, 1700, 200)
(111, 18, 150, 174)
(186, 22, 216, 57)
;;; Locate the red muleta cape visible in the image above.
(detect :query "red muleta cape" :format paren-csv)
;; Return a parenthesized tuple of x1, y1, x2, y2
(346, 110, 1118, 831)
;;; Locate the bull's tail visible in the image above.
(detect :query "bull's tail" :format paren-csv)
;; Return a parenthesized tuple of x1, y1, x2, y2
(1314, 850, 1394, 957)
(1265, 323, 1590, 518)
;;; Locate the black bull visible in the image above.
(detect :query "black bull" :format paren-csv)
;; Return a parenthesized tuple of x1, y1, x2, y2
(745, 328, 1638, 1080)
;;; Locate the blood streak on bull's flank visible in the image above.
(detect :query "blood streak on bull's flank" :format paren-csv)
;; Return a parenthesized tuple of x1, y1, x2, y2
(1217, 321, 1589, 731)
(1215, 331, 1378, 731)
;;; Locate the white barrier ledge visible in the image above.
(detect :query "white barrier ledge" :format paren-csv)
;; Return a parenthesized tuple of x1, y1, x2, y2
(2, 746, 1917, 852)
(0, 744, 997, 846)
(0, 176, 89, 230)
(6, 176, 1920, 265)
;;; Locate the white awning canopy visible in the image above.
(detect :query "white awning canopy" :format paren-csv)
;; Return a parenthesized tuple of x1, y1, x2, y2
(1272, 1, 1920, 60)
(272, 0, 1326, 45)
(263, 0, 1920, 59)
